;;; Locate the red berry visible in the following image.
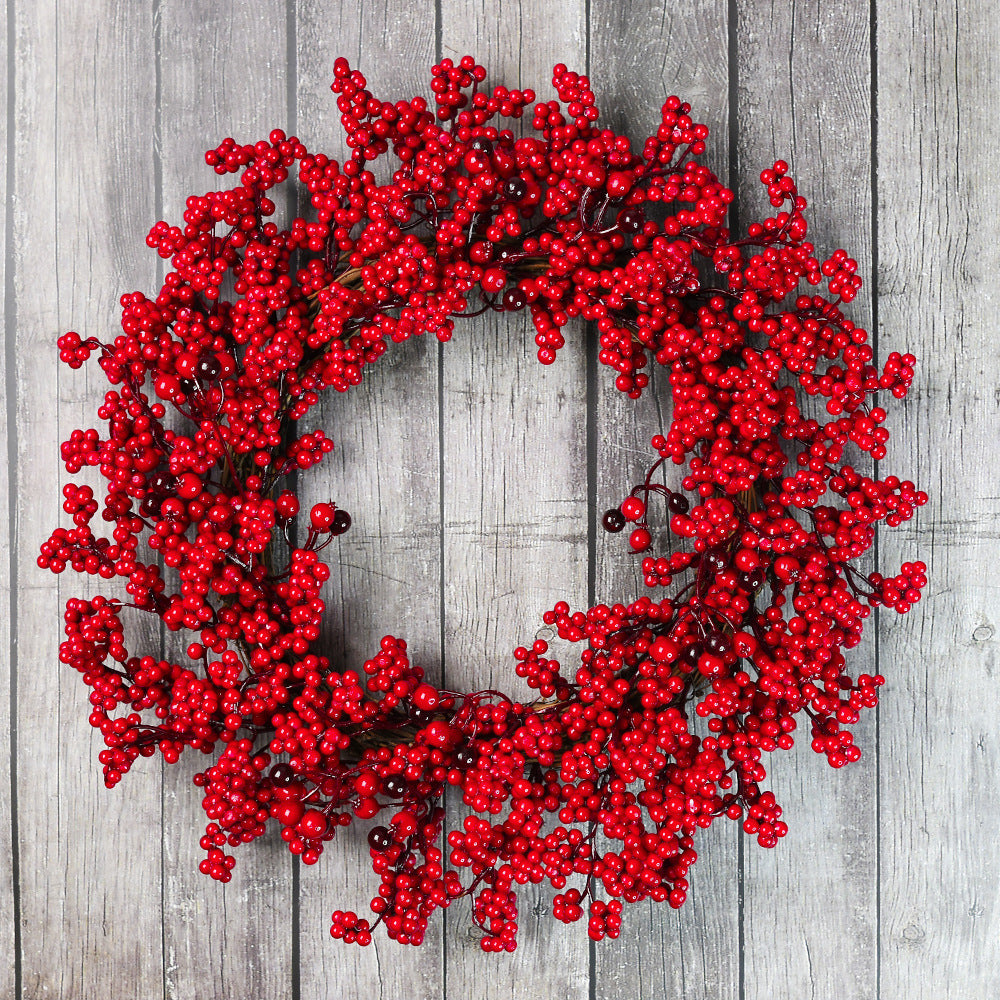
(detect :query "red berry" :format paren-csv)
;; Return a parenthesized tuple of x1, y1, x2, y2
(272, 801, 305, 827)
(411, 684, 440, 711)
(310, 502, 336, 531)
(481, 268, 507, 294)
(176, 473, 201, 500)
(621, 496, 646, 522)
(629, 527, 652, 552)
(276, 491, 300, 520)
(298, 810, 328, 838)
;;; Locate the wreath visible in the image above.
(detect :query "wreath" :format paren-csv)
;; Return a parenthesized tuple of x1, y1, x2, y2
(41, 57, 927, 952)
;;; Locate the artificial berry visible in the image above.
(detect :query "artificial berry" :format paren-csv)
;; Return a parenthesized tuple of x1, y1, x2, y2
(602, 508, 626, 533)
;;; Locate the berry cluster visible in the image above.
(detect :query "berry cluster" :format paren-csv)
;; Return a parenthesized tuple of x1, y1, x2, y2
(41, 57, 926, 951)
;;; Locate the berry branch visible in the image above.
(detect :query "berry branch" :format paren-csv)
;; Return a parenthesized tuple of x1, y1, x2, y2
(41, 56, 926, 952)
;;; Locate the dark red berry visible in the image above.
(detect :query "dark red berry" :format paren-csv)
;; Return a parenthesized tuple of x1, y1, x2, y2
(367, 827, 392, 851)
(602, 508, 626, 532)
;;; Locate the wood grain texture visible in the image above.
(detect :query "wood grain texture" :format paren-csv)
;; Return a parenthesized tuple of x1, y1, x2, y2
(294, 5, 444, 997)
(156, 4, 295, 997)
(877, 1, 1000, 996)
(736, 2, 879, 998)
(10, 8, 63, 993)
(438, 4, 591, 996)
(0, 1, 16, 996)
(588, 3, 739, 999)
(13, 2, 164, 997)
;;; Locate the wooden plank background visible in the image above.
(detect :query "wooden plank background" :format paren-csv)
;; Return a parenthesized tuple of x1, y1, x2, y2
(5, 0, 998, 996)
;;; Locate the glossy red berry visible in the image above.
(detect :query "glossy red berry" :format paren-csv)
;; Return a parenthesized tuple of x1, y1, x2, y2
(481, 268, 507, 294)
(621, 496, 646, 522)
(629, 527, 652, 551)
(310, 503, 336, 531)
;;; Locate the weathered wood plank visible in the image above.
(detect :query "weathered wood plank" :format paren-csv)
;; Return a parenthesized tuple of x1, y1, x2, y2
(437, 5, 591, 995)
(439, 317, 594, 994)
(11, 12, 63, 997)
(14, 1, 164, 997)
(735, 3, 879, 997)
(294, 6, 444, 997)
(877, 1, 1000, 995)
(588, 3, 739, 998)
(1, 2, 18, 997)
(157, 4, 294, 997)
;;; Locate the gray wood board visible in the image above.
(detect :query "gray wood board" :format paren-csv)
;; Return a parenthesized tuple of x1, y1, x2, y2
(736, 2, 879, 998)
(589, 2, 739, 999)
(1, 0, 15, 995)
(157, 3, 296, 997)
(877, 0, 1000, 996)
(437, 5, 591, 998)
(14, 2, 165, 997)
(294, 4, 444, 997)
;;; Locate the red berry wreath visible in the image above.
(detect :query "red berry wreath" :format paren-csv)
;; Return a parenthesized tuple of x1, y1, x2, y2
(41, 56, 927, 952)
